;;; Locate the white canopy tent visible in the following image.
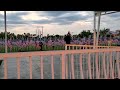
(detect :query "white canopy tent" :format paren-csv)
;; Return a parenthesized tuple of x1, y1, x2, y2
(3, 11, 120, 53)
(93, 11, 119, 48)
(4, 11, 7, 53)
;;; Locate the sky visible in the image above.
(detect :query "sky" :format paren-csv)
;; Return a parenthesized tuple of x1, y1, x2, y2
(0, 11, 120, 36)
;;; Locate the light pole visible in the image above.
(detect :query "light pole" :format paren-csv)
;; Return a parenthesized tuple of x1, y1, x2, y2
(36, 26, 40, 40)
(4, 11, 7, 53)
(35, 26, 44, 41)
(40, 26, 44, 41)
(41, 26, 43, 38)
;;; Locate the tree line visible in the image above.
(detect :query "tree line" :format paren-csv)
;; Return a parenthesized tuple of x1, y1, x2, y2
(0, 28, 113, 40)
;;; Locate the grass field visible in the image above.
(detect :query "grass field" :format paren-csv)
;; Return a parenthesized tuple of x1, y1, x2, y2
(0, 45, 65, 53)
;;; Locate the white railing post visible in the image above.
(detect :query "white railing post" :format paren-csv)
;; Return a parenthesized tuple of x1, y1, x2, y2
(65, 56, 68, 79)
(71, 54, 75, 79)
(65, 44, 67, 50)
(51, 55, 54, 79)
(88, 53, 92, 79)
(103, 52, 107, 79)
(40, 56, 44, 79)
(116, 52, 120, 79)
(17, 57, 20, 79)
(79, 54, 84, 79)
(95, 52, 99, 79)
(29, 56, 32, 79)
(110, 52, 114, 79)
(4, 57, 8, 79)
(61, 54, 65, 79)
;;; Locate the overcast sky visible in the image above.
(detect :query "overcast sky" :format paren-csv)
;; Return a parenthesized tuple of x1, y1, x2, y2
(0, 11, 120, 36)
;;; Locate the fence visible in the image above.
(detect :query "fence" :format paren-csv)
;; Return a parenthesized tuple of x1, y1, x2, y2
(65, 44, 120, 50)
(0, 47, 120, 79)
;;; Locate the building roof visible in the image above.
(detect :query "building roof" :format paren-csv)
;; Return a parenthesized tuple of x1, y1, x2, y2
(94, 11, 119, 16)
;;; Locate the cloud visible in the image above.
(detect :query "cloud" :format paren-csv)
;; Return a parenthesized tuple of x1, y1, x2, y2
(0, 11, 93, 25)
(41, 11, 79, 17)
(0, 14, 4, 19)
(31, 11, 92, 25)
(21, 12, 49, 21)
(6, 12, 29, 24)
(30, 20, 52, 24)
(7, 12, 28, 20)
(0, 12, 30, 25)
(53, 13, 91, 24)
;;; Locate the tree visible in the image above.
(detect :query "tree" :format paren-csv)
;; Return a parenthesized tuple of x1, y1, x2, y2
(99, 28, 110, 37)
(80, 30, 92, 38)
(55, 34, 60, 38)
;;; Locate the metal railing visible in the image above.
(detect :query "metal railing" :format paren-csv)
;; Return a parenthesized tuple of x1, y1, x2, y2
(0, 48, 120, 79)
(65, 44, 120, 50)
